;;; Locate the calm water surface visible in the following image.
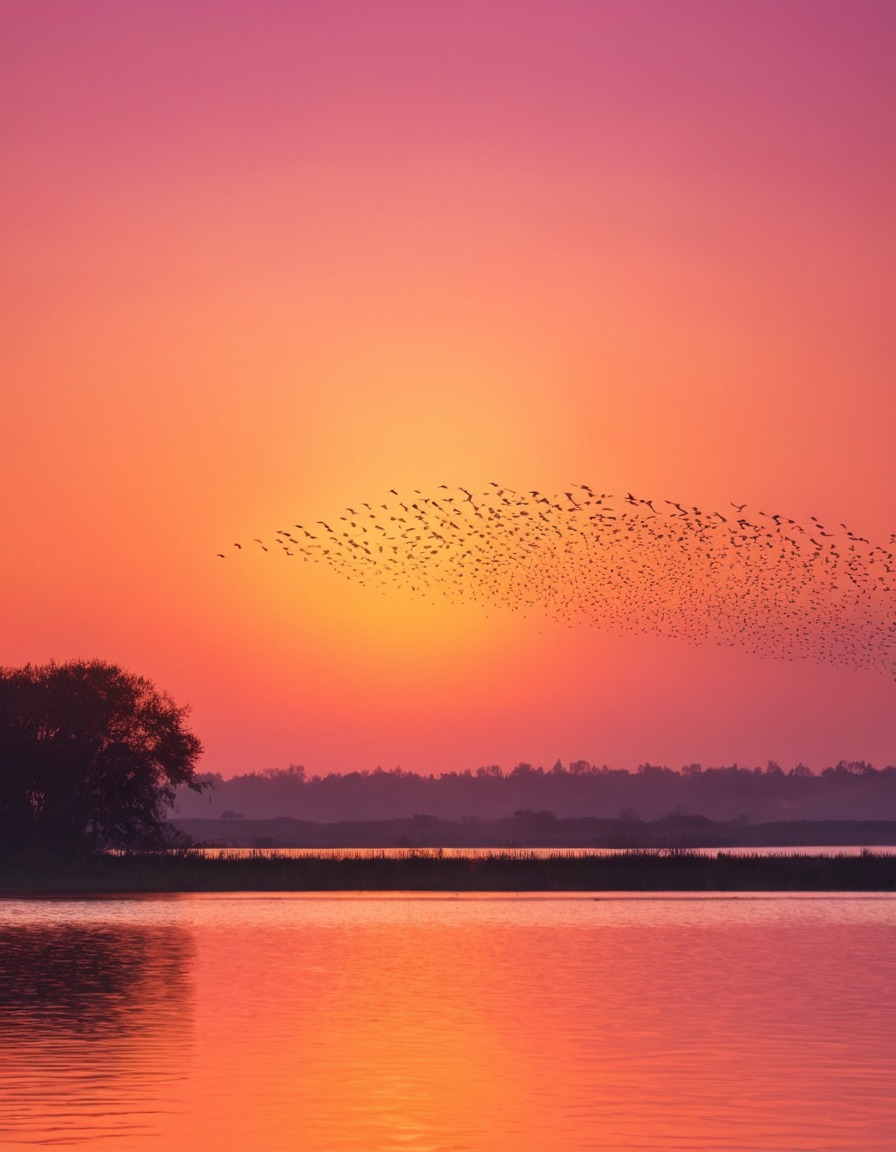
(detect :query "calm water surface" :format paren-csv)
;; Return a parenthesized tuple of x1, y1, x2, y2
(1, 893, 893, 1151)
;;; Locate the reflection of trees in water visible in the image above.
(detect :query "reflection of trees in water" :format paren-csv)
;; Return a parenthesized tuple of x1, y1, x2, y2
(0, 923, 195, 1146)
(0, 923, 193, 1040)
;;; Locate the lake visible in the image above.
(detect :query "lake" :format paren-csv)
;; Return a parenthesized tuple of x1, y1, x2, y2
(1, 893, 894, 1150)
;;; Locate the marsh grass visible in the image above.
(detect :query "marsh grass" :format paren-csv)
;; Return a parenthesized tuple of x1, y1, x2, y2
(1, 849, 895, 893)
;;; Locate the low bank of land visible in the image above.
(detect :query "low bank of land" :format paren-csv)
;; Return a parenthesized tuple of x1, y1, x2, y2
(2, 849, 895, 894)
(172, 815, 896, 850)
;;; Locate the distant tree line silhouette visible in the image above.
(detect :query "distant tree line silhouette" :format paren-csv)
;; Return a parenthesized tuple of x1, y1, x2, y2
(175, 758, 896, 824)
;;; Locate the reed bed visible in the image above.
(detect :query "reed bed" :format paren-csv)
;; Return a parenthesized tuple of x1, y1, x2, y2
(2, 849, 895, 893)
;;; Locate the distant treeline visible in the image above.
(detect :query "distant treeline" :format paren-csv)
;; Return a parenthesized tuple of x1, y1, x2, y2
(175, 759, 896, 824)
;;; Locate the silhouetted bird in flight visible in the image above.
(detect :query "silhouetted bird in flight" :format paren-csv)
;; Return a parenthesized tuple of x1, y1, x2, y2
(219, 482, 895, 679)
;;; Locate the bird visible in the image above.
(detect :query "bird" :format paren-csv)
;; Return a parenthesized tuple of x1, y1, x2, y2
(218, 481, 895, 679)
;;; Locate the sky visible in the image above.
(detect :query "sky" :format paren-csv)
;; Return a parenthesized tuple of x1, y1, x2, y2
(3, 0, 895, 778)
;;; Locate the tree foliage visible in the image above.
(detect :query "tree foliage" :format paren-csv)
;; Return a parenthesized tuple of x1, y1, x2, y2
(0, 660, 204, 858)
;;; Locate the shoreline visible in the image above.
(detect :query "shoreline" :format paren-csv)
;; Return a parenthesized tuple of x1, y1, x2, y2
(2, 849, 895, 894)
(171, 816, 896, 850)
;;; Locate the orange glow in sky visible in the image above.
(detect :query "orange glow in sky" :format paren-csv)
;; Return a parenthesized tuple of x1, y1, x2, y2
(2, 1, 894, 777)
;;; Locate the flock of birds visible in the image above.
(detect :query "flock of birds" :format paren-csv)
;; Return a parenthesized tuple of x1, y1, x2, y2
(218, 483, 896, 678)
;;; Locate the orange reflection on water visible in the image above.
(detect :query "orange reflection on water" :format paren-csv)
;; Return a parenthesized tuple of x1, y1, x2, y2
(2, 894, 894, 1151)
(0, 915, 194, 1148)
(180, 895, 536, 1151)
(159, 894, 896, 1152)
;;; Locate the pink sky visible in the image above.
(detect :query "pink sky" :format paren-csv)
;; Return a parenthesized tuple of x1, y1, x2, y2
(2, 0, 894, 776)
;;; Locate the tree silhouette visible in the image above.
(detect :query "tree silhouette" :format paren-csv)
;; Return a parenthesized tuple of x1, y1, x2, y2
(0, 660, 204, 858)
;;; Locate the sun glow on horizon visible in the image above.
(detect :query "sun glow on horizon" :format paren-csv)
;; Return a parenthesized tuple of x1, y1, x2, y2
(2, 0, 894, 777)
